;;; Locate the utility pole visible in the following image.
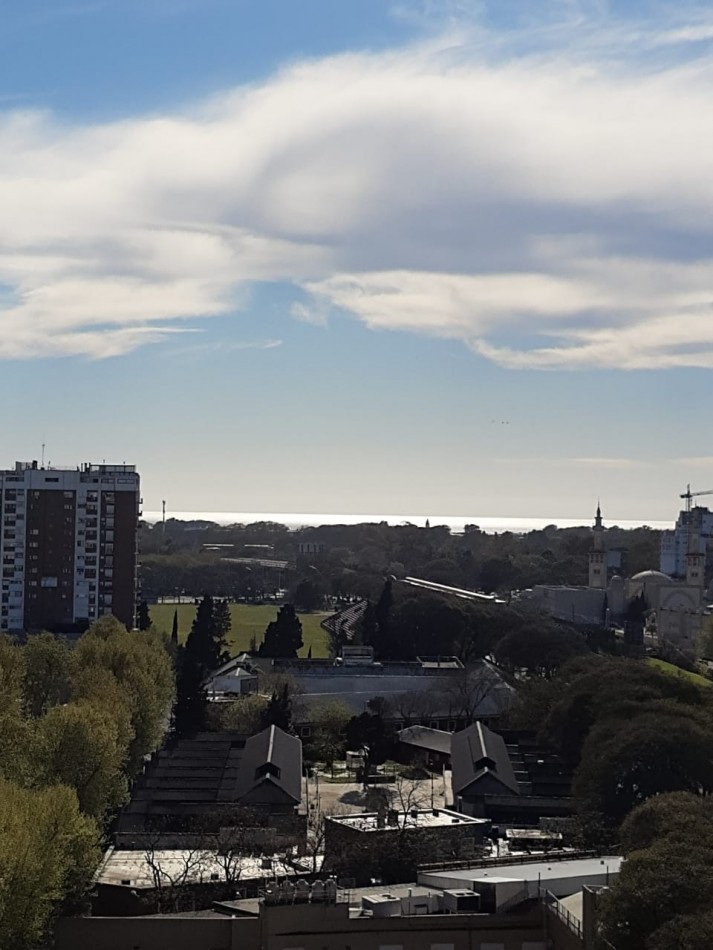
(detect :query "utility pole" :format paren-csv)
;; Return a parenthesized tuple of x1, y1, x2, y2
(162, 500, 166, 540)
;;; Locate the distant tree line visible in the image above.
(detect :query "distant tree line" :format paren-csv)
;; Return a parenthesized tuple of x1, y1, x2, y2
(138, 518, 663, 603)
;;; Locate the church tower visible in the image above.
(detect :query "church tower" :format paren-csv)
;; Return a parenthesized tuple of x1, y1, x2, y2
(588, 503, 607, 589)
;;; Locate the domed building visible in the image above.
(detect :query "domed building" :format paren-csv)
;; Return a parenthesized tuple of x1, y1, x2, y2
(617, 537, 706, 651)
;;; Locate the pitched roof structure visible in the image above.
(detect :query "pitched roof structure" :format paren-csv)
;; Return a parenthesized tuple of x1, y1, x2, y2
(397, 725, 452, 756)
(451, 722, 520, 797)
(235, 725, 302, 805)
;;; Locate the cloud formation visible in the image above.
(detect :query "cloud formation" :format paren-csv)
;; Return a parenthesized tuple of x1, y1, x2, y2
(3, 5, 713, 366)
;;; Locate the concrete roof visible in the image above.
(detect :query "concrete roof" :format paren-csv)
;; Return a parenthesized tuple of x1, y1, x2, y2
(327, 808, 487, 832)
(419, 856, 623, 890)
(97, 848, 305, 888)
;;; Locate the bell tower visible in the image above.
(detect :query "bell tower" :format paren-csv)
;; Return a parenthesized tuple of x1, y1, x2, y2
(588, 503, 607, 589)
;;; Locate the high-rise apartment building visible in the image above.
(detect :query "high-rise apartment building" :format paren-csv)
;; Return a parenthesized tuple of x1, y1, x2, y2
(0, 461, 140, 633)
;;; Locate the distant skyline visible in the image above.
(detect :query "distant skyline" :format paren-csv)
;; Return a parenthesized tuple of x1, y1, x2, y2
(3, 1, 713, 520)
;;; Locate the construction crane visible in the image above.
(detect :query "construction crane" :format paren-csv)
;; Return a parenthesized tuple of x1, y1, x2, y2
(680, 484, 713, 513)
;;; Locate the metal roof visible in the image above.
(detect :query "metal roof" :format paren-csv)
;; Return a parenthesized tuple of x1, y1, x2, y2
(234, 725, 302, 805)
(397, 725, 452, 755)
(451, 722, 520, 797)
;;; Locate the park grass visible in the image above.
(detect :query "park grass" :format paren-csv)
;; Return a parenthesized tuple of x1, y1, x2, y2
(647, 657, 712, 689)
(149, 602, 330, 658)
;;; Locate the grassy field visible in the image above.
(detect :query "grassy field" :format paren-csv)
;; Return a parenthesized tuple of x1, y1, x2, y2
(149, 602, 331, 658)
(647, 657, 712, 689)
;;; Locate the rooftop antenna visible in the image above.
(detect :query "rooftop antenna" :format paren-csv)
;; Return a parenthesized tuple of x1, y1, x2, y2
(162, 500, 166, 539)
(41, 443, 45, 469)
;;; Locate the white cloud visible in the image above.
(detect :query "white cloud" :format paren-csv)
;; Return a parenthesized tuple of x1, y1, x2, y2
(3, 6, 713, 364)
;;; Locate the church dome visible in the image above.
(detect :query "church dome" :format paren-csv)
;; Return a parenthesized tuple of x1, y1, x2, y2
(631, 570, 673, 584)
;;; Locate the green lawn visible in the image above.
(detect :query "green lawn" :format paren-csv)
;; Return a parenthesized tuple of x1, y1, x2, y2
(149, 602, 330, 658)
(647, 657, 712, 689)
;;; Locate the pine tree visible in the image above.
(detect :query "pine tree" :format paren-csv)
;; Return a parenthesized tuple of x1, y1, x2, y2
(171, 609, 179, 646)
(213, 599, 232, 660)
(258, 604, 303, 658)
(173, 595, 226, 736)
(359, 601, 378, 646)
(174, 647, 207, 736)
(373, 578, 393, 655)
(136, 600, 151, 631)
(259, 684, 293, 732)
(184, 595, 225, 671)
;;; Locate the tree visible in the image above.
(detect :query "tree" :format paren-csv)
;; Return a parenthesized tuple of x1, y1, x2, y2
(442, 663, 507, 723)
(258, 604, 303, 658)
(36, 702, 128, 818)
(73, 619, 175, 774)
(213, 599, 232, 645)
(345, 709, 393, 778)
(573, 702, 713, 826)
(306, 700, 351, 767)
(174, 649, 208, 737)
(185, 595, 228, 671)
(205, 693, 268, 735)
(137, 600, 152, 631)
(22, 632, 75, 718)
(174, 596, 228, 737)
(373, 577, 394, 655)
(359, 600, 378, 646)
(171, 609, 179, 645)
(540, 655, 704, 765)
(601, 838, 713, 949)
(0, 780, 100, 950)
(260, 684, 293, 733)
(143, 830, 209, 913)
(293, 579, 322, 612)
(619, 791, 707, 855)
(0, 635, 24, 717)
(493, 623, 588, 678)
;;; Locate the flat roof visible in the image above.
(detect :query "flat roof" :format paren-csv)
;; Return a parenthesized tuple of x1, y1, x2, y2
(419, 856, 623, 888)
(328, 808, 488, 832)
(97, 849, 312, 888)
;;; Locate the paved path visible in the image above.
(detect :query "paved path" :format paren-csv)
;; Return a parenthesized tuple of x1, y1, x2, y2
(303, 772, 453, 818)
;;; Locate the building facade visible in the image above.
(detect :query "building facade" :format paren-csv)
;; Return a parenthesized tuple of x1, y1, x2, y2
(0, 461, 140, 633)
(660, 505, 713, 578)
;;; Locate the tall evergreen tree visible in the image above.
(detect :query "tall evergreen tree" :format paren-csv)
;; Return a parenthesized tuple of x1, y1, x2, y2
(359, 600, 378, 646)
(174, 595, 227, 736)
(258, 604, 303, 658)
(136, 600, 151, 631)
(174, 649, 206, 737)
(373, 578, 394, 656)
(259, 684, 293, 733)
(171, 609, 179, 646)
(213, 599, 232, 656)
(184, 595, 226, 670)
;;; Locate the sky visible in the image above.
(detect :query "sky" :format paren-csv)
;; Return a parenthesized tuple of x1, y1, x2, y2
(2, 0, 713, 523)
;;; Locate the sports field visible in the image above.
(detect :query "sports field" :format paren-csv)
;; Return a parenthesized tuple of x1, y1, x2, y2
(149, 602, 330, 658)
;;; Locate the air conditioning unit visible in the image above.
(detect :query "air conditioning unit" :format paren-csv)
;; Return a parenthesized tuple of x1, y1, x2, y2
(441, 889, 481, 913)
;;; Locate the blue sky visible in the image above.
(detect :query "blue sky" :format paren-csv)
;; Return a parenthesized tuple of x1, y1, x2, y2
(2, 0, 713, 522)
